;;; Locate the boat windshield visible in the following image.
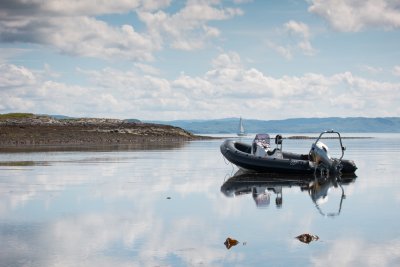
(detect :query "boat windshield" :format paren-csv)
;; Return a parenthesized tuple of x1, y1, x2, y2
(254, 134, 270, 144)
(253, 134, 270, 149)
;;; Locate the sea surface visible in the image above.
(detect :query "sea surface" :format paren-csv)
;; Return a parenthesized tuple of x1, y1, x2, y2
(0, 133, 399, 267)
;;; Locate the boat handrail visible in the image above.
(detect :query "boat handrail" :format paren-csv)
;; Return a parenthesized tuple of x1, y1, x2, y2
(313, 130, 345, 161)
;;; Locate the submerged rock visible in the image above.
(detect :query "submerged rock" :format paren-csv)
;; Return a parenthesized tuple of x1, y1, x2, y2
(295, 233, 319, 244)
(224, 237, 239, 249)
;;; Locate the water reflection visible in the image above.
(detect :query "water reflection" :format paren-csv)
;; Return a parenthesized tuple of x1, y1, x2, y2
(221, 170, 357, 216)
(309, 174, 355, 217)
(0, 161, 50, 166)
(1, 134, 398, 266)
(0, 140, 189, 153)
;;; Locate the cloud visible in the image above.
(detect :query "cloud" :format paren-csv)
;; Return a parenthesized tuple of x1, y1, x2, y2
(0, 1, 157, 60)
(1, 54, 400, 119)
(0, 0, 242, 60)
(134, 63, 161, 75)
(0, 0, 142, 17)
(284, 20, 311, 39)
(360, 65, 384, 75)
(268, 20, 316, 59)
(267, 41, 292, 60)
(0, 63, 36, 88)
(0, 48, 31, 63)
(308, 0, 400, 32)
(233, 0, 253, 4)
(211, 51, 243, 69)
(137, 1, 243, 50)
(311, 238, 400, 267)
(0, 64, 129, 114)
(50, 18, 156, 61)
(393, 65, 400, 76)
(284, 20, 317, 56)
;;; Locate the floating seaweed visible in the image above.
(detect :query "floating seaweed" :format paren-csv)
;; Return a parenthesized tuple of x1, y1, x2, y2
(295, 233, 319, 244)
(224, 237, 239, 249)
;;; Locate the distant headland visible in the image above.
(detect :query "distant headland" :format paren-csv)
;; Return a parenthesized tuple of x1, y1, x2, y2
(0, 113, 208, 149)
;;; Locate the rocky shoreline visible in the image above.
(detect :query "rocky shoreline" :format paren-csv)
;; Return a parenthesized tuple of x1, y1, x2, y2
(0, 114, 209, 149)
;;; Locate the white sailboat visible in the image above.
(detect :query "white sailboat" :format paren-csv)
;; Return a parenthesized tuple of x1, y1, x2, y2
(237, 117, 246, 136)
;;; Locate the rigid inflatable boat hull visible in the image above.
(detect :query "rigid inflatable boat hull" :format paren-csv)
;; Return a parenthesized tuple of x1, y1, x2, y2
(220, 140, 357, 174)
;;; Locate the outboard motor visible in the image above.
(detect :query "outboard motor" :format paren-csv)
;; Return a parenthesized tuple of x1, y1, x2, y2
(310, 141, 333, 168)
(309, 130, 347, 175)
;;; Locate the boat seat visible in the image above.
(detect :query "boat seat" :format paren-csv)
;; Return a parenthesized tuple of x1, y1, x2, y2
(267, 148, 277, 156)
(266, 148, 283, 159)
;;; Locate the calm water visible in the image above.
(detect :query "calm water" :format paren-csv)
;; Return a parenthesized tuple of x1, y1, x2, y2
(0, 133, 399, 267)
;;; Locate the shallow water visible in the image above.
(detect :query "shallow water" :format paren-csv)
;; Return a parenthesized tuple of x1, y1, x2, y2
(0, 133, 399, 267)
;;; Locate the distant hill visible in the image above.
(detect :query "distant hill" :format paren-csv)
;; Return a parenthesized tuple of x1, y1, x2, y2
(123, 118, 142, 123)
(145, 117, 400, 133)
(47, 114, 76, 120)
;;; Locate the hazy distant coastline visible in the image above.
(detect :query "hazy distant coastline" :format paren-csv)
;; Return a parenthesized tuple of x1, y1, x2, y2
(148, 117, 400, 134)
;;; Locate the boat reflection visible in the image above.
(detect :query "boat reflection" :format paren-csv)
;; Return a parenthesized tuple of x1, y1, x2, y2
(221, 170, 357, 216)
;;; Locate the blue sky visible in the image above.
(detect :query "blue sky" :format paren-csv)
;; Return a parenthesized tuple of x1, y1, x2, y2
(1, 0, 399, 120)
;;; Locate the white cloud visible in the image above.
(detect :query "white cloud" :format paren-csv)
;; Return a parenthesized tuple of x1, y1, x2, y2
(48, 17, 156, 61)
(0, 1, 156, 61)
(141, 0, 171, 12)
(311, 238, 400, 267)
(308, 0, 400, 32)
(137, 1, 243, 50)
(0, 0, 242, 60)
(44, 0, 141, 15)
(134, 63, 161, 75)
(285, 20, 311, 39)
(1, 55, 400, 120)
(0, 0, 163, 17)
(0, 48, 30, 63)
(284, 20, 317, 56)
(211, 51, 242, 69)
(360, 65, 384, 75)
(267, 41, 292, 60)
(233, 0, 253, 3)
(268, 20, 316, 59)
(0, 64, 36, 88)
(393, 65, 400, 76)
(297, 40, 316, 56)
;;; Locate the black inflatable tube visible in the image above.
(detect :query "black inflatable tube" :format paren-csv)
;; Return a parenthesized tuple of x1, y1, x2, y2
(220, 140, 357, 174)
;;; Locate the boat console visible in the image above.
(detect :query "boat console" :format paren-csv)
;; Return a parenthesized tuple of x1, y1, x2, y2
(252, 134, 283, 159)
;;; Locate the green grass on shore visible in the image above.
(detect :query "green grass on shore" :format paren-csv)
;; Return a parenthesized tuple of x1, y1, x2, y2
(0, 113, 35, 119)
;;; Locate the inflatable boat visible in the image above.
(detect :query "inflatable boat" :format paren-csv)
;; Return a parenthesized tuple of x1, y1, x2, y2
(220, 130, 357, 175)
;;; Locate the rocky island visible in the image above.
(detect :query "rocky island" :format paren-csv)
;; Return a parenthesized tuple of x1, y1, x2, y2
(0, 113, 208, 150)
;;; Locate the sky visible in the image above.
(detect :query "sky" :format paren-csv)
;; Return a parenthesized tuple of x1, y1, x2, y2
(0, 0, 400, 121)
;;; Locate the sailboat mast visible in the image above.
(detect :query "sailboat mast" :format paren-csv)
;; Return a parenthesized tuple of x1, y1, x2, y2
(239, 118, 244, 133)
(237, 117, 245, 136)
